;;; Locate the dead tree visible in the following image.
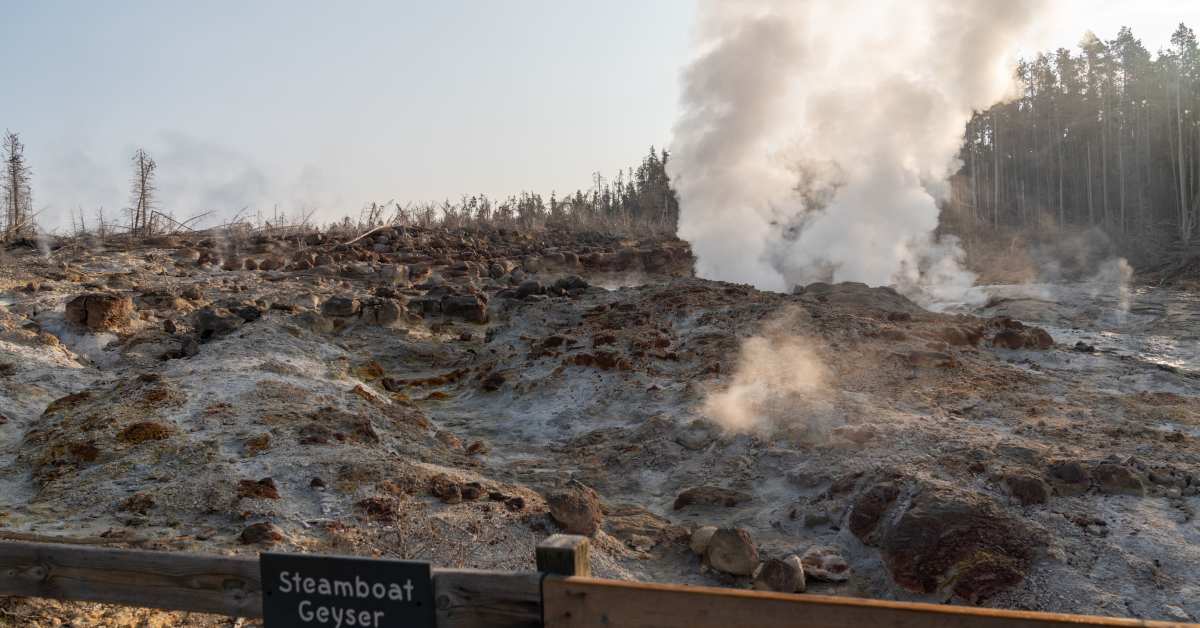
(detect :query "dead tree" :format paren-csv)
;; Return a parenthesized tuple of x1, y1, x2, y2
(129, 148, 157, 237)
(2, 131, 33, 242)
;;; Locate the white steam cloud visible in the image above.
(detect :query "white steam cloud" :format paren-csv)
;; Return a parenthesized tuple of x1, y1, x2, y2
(669, 0, 1044, 305)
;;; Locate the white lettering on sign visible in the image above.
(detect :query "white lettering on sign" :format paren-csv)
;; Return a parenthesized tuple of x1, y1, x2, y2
(278, 570, 417, 626)
(278, 570, 416, 601)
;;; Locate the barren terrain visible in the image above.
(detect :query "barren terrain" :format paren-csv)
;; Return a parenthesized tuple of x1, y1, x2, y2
(0, 226, 1197, 625)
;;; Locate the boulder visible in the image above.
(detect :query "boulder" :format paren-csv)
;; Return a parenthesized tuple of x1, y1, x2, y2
(442, 293, 488, 323)
(1002, 472, 1051, 506)
(800, 546, 850, 582)
(1093, 462, 1145, 496)
(851, 482, 1042, 602)
(322, 296, 361, 318)
(65, 293, 134, 332)
(689, 525, 717, 555)
(194, 307, 244, 341)
(1047, 461, 1091, 496)
(753, 556, 805, 593)
(546, 480, 603, 536)
(704, 528, 759, 576)
(515, 280, 543, 299)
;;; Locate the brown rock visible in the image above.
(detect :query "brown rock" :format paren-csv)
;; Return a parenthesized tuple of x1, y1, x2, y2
(848, 482, 899, 542)
(118, 421, 172, 444)
(672, 485, 752, 510)
(753, 556, 805, 593)
(237, 477, 280, 500)
(801, 546, 850, 582)
(1093, 462, 1145, 496)
(1047, 461, 1091, 496)
(356, 497, 397, 521)
(430, 473, 463, 504)
(547, 480, 603, 536)
(65, 293, 134, 332)
(118, 492, 155, 515)
(1002, 473, 1051, 506)
(865, 485, 1042, 602)
(239, 522, 283, 545)
(705, 528, 759, 576)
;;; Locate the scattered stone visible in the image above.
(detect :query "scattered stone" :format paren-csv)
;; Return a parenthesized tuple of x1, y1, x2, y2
(430, 473, 462, 504)
(690, 525, 718, 555)
(460, 482, 484, 501)
(239, 522, 284, 545)
(1093, 462, 1145, 496)
(442, 293, 488, 323)
(194, 307, 244, 341)
(704, 528, 759, 576)
(1047, 461, 1091, 496)
(118, 492, 155, 515)
(753, 556, 805, 593)
(237, 477, 280, 500)
(547, 480, 603, 536)
(356, 497, 397, 521)
(800, 546, 850, 582)
(309, 477, 327, 489)
(481, 372, 506, 392)
(466, 440, 489, 455)
(515, 280, 543, 299)
(118, 421, 172, 444)
(322, 296, 361, 318)
(672, 485, 752, 510)
(65, 293, 134, 332)
(1002, 473, 1051, 506)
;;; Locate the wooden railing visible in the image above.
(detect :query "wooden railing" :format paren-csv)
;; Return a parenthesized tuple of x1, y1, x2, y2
(0, 536, 1193, 627)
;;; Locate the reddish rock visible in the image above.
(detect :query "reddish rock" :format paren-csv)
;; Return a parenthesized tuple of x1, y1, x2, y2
(547, 480, 603, 535)
(65, 293, 134, 332)
(705, 528, 759, 576)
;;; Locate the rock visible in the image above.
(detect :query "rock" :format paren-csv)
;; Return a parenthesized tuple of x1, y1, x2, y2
(239, 522, 283, 545)
(852, 482, 1041, 602)
(547, 480, 603, 536)
(194, 307, 244, 341)
(442, 293, 488, 323)
(481, 372, 506, 391)
(1047, 461, 1091, 496)
(690, 526, 718, 555)
(118, 493, 155, 515)
(515, 280, 543, 299)
(800, 546, 850, 582)
(460, 482, 484, 501)
(430, 473, 462, 504)
(65, 293, 134, 332)
(322, 296, 361, 318)
(1002, 473, 1051, 506)
(753, 556, 805, 593)
(118, 421, 172, 444)
(237, 477, 280, 500)
(674, 420, 716, 450)
(294, 311, 334, 334)
(362, 299, 405, 327)
(704, 528, 759, 576)
(553, 275, 589, 292)
(672, 486, 752, 510)
(1093, 462, 1145, 496)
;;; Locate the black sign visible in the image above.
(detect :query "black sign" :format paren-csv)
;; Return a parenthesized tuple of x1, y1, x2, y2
(261, 552, 435, 628)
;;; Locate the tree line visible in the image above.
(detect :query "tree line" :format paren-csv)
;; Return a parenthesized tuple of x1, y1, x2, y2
(953, 23, 1200, 250)
(0, 136, 680, 240)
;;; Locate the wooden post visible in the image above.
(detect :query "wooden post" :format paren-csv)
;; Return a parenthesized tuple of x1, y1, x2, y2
(535, 535, 590, 577)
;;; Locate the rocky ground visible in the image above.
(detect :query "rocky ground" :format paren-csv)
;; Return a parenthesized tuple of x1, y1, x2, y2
(0, 225, 1196, 625)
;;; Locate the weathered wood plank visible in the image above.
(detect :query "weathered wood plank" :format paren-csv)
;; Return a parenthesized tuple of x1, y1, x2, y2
(434, 569, 542, 628)
(0, 541, 543, 626)
(0, 540, 263, 617)
(543, 577, 1196, 628)
(536, 535, 590, 577)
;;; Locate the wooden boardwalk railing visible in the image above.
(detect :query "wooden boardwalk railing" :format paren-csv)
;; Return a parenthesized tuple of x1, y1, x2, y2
(0, 536, 1192, 627)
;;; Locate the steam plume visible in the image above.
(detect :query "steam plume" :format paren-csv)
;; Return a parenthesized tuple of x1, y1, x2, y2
(669, 0, 1044, 304)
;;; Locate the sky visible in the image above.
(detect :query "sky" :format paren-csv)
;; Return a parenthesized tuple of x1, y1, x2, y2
(0, 1, 1191, 231)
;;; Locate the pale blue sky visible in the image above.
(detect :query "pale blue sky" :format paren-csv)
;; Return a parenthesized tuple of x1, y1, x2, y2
(4, 1, 695, 228)
(1, 1, 1189, 230)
